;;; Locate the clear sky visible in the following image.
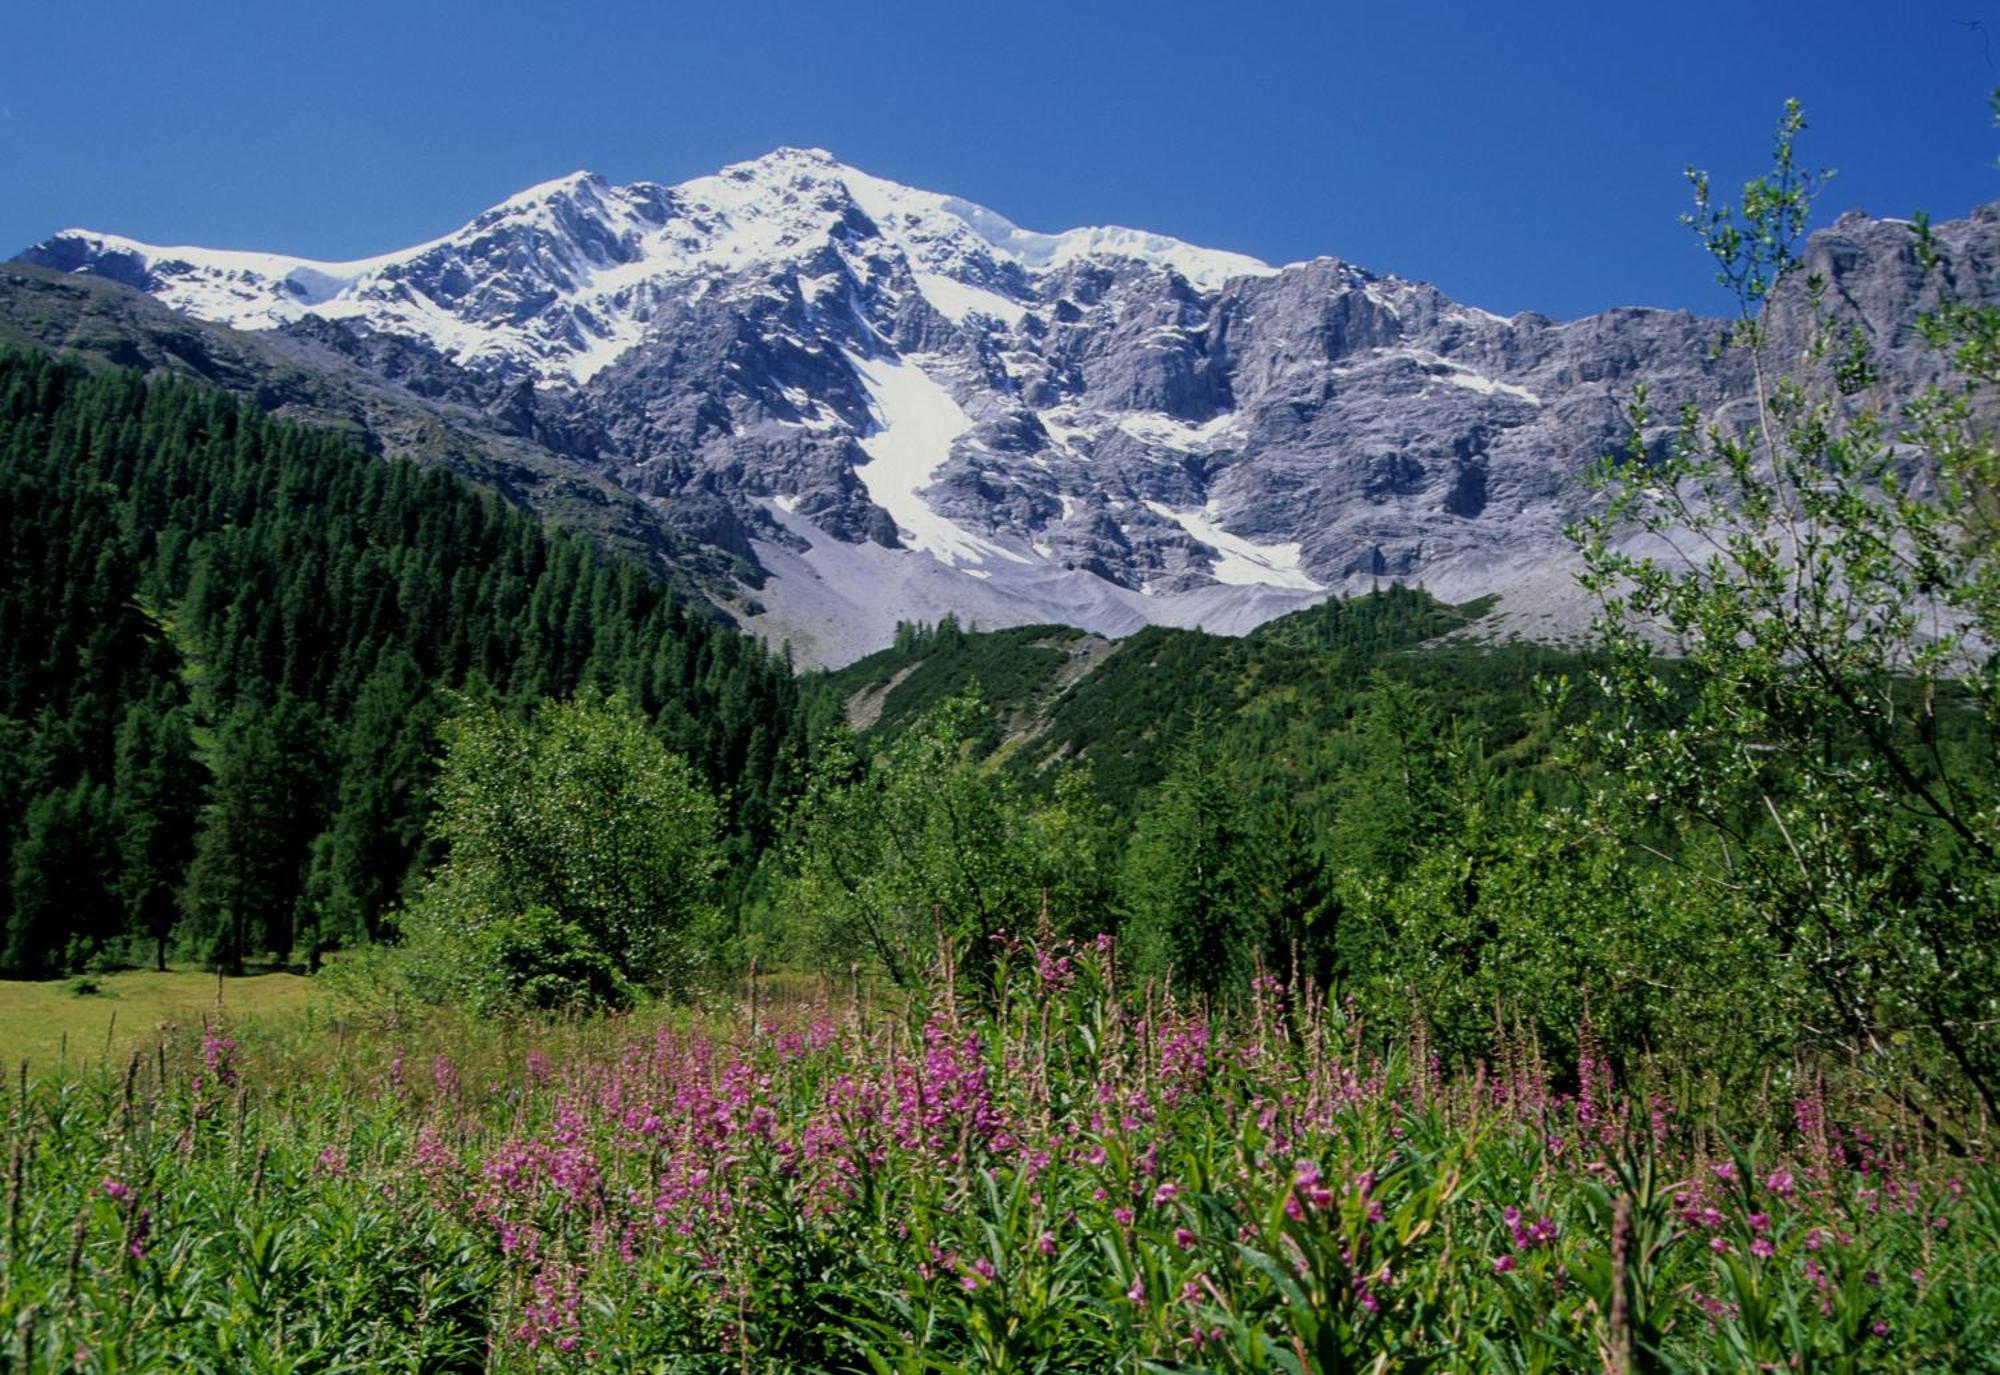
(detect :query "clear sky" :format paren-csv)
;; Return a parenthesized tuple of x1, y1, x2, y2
(2, 0, 1995, 320)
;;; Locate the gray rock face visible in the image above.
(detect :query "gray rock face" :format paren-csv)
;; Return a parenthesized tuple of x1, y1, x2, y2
(19, 151, 1999, 664)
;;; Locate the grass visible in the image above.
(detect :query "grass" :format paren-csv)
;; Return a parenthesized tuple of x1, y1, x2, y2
(0, 965, 315, 1073)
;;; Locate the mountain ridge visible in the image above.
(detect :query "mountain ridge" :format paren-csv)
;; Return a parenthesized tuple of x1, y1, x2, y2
(25, 149, 1286, 384)
(19, 155, 1999, 665)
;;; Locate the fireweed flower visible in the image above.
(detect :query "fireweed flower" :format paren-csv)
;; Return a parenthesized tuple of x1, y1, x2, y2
(1504, 1206, 1558, 1249)
(1352, 1267, 1385, 1315)
(100, 1178, 129, 1201)
(1035, 944, 1075, 992)
(201, 1028, 238, 1089)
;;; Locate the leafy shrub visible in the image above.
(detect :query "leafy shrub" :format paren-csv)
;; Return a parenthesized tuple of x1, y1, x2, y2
(396, 689, 722, 1004)
(469, 905, 636, 1014)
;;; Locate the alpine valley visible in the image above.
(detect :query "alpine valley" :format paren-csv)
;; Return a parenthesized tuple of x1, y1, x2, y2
(13, 148, 1999, 664)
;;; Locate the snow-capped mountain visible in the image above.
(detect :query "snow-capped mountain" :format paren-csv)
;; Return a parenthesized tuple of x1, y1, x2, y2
(29, 151, 1272, 386)
(22, 151, 1999, 664)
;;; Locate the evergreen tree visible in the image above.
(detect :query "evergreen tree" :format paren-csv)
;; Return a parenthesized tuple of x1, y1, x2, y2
(183, 697, 327, 973)
(1122, 730, 1261, 998)
(111, 692, 202, 970)
(301, 651, 441, 961)
(0, 347, 808, 974)
(6, 780, 119, 974)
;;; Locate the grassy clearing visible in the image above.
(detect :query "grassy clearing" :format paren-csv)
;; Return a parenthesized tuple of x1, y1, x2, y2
(0, 966, 314, 1072)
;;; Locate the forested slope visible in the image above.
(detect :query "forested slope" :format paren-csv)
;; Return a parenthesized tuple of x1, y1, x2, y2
(0, 349, 804, 974)
(813, 586, 1575, 810)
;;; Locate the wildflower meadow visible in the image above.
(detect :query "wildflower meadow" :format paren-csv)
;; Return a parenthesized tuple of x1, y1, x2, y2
(4, 936, 1994, 1372)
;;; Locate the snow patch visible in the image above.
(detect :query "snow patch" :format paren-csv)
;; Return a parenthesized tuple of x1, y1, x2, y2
(1039, 411, 1098, 460)
(844, 350, 1029, 568)
(1356, 347, 1543, 406)
(1115, 411, 1244, 452)
(970, 218, 1276, 291)
(1144, 501, 1323, 592)
(913, 272, 1027, 325)
(1363, 283, 1404, 320)
(565, 317, 649, 383)
(1439, 368, 1541, 405)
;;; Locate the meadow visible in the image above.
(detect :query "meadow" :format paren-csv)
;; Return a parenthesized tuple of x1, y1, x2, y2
(0, 968, 312, 1075)
(3, 937, 1993, 1373)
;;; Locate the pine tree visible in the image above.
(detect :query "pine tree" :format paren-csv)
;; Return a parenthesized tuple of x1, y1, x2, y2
(301, 651, 440, 961)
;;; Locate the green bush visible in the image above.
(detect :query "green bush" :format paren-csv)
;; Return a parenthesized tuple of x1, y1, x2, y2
(398, 689, 723, 1003)
(469, 905, 636, 1014)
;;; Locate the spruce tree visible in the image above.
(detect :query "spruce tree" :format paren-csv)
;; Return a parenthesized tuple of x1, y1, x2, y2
(1122, 730, 1260, 998)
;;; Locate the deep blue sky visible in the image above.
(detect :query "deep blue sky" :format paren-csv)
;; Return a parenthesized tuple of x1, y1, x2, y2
(3, 0, 1995, 319)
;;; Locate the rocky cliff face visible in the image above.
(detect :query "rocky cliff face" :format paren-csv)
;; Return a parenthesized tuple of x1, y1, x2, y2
(21, 151, 1998, 664)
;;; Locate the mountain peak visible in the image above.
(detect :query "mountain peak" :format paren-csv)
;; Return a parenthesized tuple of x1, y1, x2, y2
(489, 169, 607, 211)
(754, 145, 846, 167)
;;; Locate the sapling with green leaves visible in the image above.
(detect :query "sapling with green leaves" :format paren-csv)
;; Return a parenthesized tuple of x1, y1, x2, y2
(1567, 99, 2000, 1124)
